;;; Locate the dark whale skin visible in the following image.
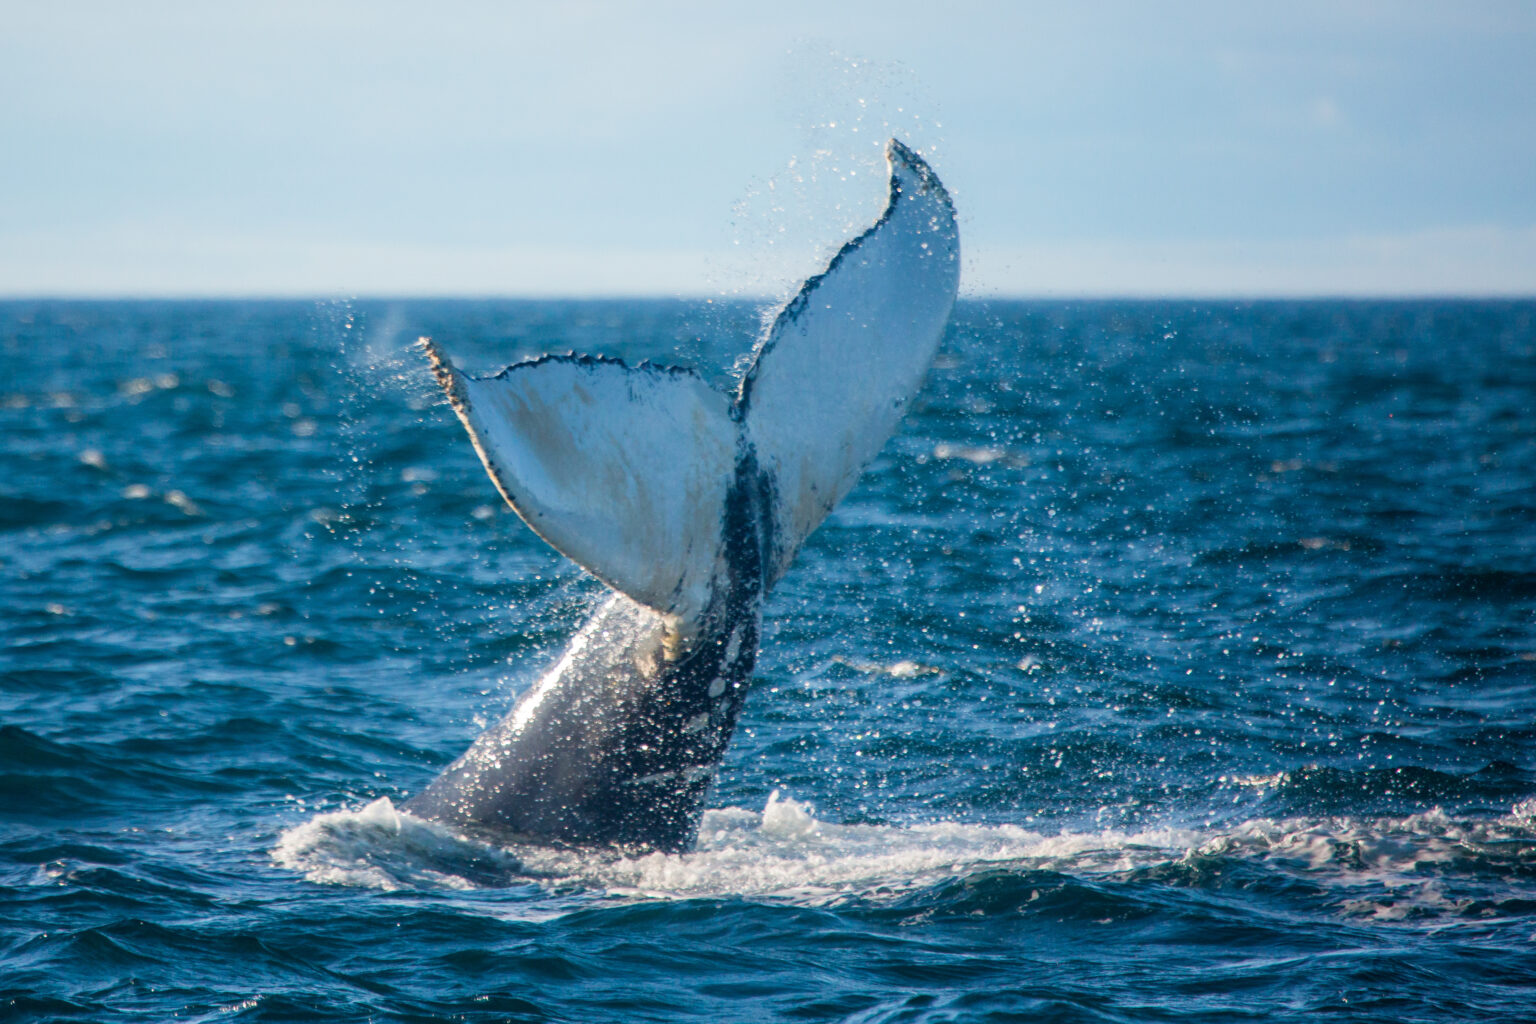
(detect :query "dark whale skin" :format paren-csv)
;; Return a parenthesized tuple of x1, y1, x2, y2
(405, 452, 769, 853)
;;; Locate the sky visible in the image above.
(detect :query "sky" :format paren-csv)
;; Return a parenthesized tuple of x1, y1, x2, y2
(3, 1, 1535, 298)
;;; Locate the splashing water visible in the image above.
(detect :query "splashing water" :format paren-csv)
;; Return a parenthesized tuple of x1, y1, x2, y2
(274, 791, 1536, 931)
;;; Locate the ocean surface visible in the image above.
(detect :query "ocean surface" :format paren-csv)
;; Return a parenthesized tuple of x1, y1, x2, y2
(3, 297, 1535, 1022)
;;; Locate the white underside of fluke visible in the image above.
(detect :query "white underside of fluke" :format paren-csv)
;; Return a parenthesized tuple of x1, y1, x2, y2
(421, 345, 736, 628)
(739, 140, 960, 583)
(420, 139, 959, 628)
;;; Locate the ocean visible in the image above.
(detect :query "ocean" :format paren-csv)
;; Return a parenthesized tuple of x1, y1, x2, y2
(3, 297, 1534, 1022)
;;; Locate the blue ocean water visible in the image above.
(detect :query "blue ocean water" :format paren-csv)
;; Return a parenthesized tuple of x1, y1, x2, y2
(3, 297, 1535, 1022)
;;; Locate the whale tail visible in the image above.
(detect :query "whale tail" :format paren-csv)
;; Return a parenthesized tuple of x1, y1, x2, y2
(420, 139, 959, 626)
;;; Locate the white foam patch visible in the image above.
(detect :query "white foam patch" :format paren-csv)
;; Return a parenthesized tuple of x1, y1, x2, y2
(932, 442, 1010, 465)
(271, 797, 525, 891)
(272, 794, 1536, 919)
(831, 655, 942, 678)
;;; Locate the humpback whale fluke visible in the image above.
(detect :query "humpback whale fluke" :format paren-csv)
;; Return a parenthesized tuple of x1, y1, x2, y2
(405, 139, 959, 852)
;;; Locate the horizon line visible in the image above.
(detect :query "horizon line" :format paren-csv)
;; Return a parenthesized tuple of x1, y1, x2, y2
(4, 290, 1535, 304)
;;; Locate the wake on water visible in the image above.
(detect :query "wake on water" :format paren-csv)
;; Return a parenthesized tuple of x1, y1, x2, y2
(273, 795, 1536, 923)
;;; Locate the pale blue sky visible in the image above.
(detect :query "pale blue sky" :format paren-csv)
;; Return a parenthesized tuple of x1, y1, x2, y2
(4, 1, 1534, 297)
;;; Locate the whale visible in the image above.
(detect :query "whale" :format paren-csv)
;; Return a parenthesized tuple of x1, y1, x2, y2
(404, 139, 959, 852)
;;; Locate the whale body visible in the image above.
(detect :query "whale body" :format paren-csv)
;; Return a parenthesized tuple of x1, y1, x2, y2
(405, 139, 959, 852)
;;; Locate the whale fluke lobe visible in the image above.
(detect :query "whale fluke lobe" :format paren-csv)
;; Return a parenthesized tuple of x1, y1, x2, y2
(417, 340, 738, 630)
(407, 140, 959, 851)
(739, 139, 960, 583)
